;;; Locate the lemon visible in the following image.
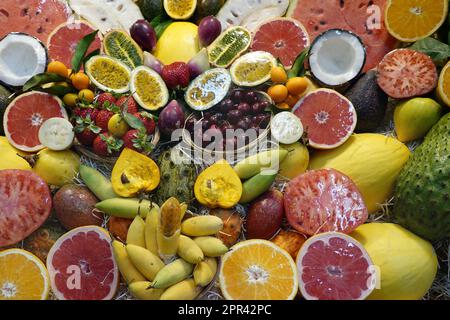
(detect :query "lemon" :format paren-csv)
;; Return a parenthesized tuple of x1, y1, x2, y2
(154, 22, 199, 65)
(279, 142, 309, 179)
(351, 223, 438, 300)
(437, 60, 450, 107)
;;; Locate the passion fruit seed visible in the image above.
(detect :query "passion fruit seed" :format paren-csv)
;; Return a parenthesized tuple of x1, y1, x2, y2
(88, 57, 130, 90)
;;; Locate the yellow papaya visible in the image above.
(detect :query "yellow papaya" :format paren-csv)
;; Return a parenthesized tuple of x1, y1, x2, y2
(0, 136, 31, 171)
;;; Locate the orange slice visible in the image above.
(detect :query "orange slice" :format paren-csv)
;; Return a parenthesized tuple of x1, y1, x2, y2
(219, 239, 298, 300)
(0, 249, 50, 300)
(437, 61, 450, 107)
(385, 0, 448, 42)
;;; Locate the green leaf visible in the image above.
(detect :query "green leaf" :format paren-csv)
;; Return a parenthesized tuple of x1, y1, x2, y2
(72, 30, 99, 72)
(82, 49, 101, 70)
(123, 112, 145, 131)
(287, 47, 310, 78)
(23, 73, 67, 92)
(39, 85, 77, 96)
(151, 15, 173, 38)
(410, 37, 450, 64)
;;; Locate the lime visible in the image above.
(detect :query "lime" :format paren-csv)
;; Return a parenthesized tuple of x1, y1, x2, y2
(103, 30, 144, 69)
(230, 51, 276, 87)
(130, 66, 169, 111)
(208, 26, 251, 68)
(85, 55, 131, 94)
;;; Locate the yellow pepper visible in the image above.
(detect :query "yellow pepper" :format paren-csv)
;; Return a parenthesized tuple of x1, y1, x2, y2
(111, 148, 160, 197)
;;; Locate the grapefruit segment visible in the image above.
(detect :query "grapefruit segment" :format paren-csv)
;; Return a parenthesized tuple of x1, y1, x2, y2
(293, 89, 356, 149)
(251, 18, 310, 68)
(284, 169, 368, 236)
(297, 232, 375, 300)
(46, 226, 119, 300)
(3, 92, 67, 152)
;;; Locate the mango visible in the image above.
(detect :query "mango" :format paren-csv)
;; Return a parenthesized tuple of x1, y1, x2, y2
(234, 149, 288, 179)
(239, 172, 277, 204)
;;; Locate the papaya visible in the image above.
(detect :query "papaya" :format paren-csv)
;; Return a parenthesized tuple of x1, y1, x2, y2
(0, 136, 31, 171)
(309, 134, 410, 213)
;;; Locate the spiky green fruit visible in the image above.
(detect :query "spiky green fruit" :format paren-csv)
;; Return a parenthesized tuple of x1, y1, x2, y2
(393, 113, 450, 241)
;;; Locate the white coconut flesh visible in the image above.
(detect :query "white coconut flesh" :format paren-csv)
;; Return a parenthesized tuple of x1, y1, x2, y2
(309, 30, 365, 86)
(0, 33, 47, 87)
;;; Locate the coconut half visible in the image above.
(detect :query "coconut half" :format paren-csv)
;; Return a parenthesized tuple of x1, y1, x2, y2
(0, 33, 48, 87)
(309, 29, 366, 88)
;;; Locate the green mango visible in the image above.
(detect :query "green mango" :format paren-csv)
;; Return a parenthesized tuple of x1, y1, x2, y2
(239, 172, 277, 204)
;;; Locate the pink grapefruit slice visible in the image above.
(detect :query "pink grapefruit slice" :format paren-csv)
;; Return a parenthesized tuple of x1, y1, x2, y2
(251, 18, 310, 69)
(46, 226, 119, 300)
(284, 169, 368, 236)
(47, 20, 102, 68)
(3, 92, 68, 152)
(293, 89, 356, 149)
(296, 232, 375, 300)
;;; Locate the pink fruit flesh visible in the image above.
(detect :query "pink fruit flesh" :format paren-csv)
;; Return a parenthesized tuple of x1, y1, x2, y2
(4, 92, 67, 152)
(377, 49, 438, 99)
(251, 18, 310, 68)
(294, 89, 356, 149)
(47, 227, 118, 300)
(298, 232, 374, 300)
(0, 170, 52, 247)
(284, 169, 368, 236)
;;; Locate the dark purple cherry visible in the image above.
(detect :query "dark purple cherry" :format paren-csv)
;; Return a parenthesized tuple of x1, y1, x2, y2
(227, 109, 242, 124)
(237, 102, 251, 115)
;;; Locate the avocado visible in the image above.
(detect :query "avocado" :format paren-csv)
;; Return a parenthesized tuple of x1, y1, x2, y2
(345, 70, 388, 133)
(0, 84, 12, 135)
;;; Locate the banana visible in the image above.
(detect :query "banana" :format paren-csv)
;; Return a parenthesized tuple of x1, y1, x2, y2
(111, 240, 146, 284)
(96, 198, 159, 219)
(193, 257, 217, 287)
(79, 165, 117, 200)
(194, 237, 228, 257)
(233, 149, 288, 179)
(152, 259, 193, 289)
(126, 244, 165, 281)
(177, 235, 204, 264)
(181, 215, 224, 237)
(128, 281, 163, 300)
(160, 279, 201, 300)
(126, 215, 146, 247)
(157, 197, 182, 262)
(144, 206, 159, 255)
(38, 117, 74, 151)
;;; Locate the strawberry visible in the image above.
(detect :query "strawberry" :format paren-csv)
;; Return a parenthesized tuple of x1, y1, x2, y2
(134, 112, 156, 134)
(96, 92, 117, 109)
(116, 96, 139, 114)
(74, 115, 101, 146)
(122, 129, 154, 154)
(73, 106, 99, 120)
(161, 62, 190, 89)
(95, 109, 114, 132)
(92, 133, 124, 157)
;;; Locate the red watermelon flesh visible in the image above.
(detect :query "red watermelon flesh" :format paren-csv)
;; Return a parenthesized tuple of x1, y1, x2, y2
(0, 0, 71, 43)
(288, 0, 397, 71)
(0, 170, 52, 247)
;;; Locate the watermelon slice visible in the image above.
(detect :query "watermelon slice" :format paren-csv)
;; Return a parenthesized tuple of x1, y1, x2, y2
(0, 0, 71, 43)
(47, 21, 102, 68)
(287, 0, 397, 71)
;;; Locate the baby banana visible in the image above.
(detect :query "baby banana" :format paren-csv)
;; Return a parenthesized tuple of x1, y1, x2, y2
(160, 279, 201, 300)
(96, 198, 159, 219)
(126, 244, 165, 281)
(157, 197, 182, 262)
(128, 281, 163, 300)
(194, 236, 228, 257)
(79, 165, 117, 200)
(181, 215, 223, 237)
(193, 257, 217, 287)
(111, 240, 146, 284)
(144, 206, 159, 255)
(177, 235, 204, 264)
(126, 215, 146, 247)
(152, 259, 194, 289)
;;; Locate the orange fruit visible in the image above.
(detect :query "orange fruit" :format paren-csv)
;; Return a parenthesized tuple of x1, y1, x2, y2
(47, 61, 68, 78)
(219, 239, 298, 300)
(78, 89, 95, 103)
(0, 249, 50, 300)
(285, 94, 301, 108)
(286, 77, 308, 96)
(71, 72, 90, 90)
(267, 84, 288, 103)
(385, 0, 448, 42)
(276, 102, 291, 110)
(63, 93, 79, 107)
(270, 66, 288, 83)
(437, 60, 450, 107)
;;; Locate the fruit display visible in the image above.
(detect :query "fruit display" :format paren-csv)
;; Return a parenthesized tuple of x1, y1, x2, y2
(0, 0, 449, 302)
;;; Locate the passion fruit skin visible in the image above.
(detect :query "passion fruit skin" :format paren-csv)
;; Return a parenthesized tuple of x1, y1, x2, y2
(308, 29, 366, 90)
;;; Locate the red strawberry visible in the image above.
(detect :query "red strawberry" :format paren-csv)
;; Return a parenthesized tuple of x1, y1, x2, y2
(92, 133, 124, 157)
(122, 129, 154, 154)
(117, 96, 139, 114)
(161, 62, 190, 89)
(134, 112, 156, 134)
(97, 93, 117, 108)
(73, 106, 98, 120)
(74, 116, 101, 146)
(122, 130, 139, 151)
(95, 110, 114, 132)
